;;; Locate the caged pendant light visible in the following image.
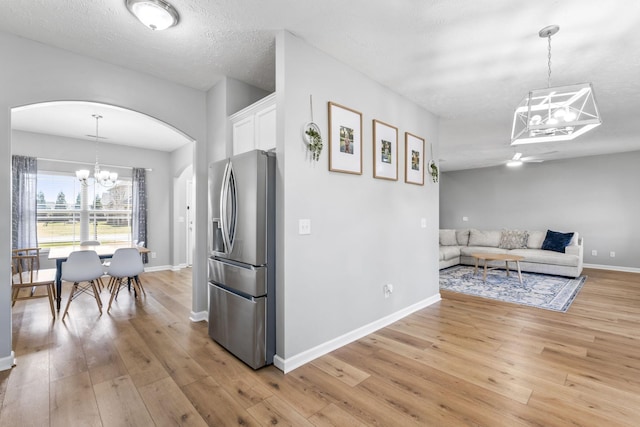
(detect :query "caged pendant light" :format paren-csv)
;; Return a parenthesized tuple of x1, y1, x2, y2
(511, 25, 602, 145)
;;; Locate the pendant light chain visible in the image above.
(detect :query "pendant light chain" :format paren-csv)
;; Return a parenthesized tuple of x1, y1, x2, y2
(93, 114, 102, 176)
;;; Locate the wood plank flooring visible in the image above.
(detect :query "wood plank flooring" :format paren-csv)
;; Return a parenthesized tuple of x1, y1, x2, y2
(1, 267, 639, 426)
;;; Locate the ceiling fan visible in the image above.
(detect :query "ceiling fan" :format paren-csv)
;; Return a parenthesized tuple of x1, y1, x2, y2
(506, 152, 544, 167)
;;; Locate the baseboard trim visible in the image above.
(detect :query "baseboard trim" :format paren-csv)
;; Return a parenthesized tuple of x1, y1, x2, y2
(170, 263, 189, 271)
(273, 293, 442, 374)
(143, 265, 173, 273)
(583, 263, 640, 274)
(190, 311, 208, 322)
(0, 351, 16, 372)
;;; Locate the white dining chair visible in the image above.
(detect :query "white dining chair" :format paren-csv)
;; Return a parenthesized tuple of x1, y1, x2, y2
(105, 248, 146, 312)
(61, 250, 105, 319)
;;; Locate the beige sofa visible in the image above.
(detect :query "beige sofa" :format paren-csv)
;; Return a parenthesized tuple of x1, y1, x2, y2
(439, 229, 584, 278)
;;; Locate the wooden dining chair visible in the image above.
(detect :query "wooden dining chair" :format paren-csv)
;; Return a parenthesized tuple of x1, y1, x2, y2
(11, 249, 57, 318)
(61, 250, 105, 319)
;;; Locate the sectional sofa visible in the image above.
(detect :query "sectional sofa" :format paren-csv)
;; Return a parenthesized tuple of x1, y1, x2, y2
(439, 229, 584, 278)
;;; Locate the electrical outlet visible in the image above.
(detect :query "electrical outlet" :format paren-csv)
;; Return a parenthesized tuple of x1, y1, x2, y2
(591, 250, 597, 256)
(420, 218, 427, 228)
(151, 252, 157, 259)
(298, 219, 311, 235)
(462, 216, 469, 222)
(383, 284, 393, 298)
(610, 251, 615, 258)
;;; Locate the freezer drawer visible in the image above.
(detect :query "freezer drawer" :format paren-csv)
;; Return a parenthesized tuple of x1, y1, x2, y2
(208, 283, 267, 369)
(208, 257, 267, 297)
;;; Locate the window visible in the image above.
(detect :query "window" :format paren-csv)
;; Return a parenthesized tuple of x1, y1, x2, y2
(36, 170, 132, 247)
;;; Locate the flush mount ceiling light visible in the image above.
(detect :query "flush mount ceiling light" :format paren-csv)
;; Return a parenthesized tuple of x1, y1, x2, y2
(126, 0, 179, 31)
(511, 25, 602, 145)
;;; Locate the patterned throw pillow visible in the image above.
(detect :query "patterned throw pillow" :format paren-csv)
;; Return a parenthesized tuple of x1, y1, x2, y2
(499, 229, 529, 249)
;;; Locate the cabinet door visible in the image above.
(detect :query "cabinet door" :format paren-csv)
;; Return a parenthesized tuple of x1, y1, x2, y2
(232, 115, 255, 155)
(255, 103, 276, 151)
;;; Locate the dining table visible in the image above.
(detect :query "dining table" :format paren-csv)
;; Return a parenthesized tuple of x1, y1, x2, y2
(48, 243, 151, 311)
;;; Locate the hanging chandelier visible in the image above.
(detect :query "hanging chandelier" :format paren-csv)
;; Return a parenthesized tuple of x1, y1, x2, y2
(76, 114, 118, 188)
(511, 25, 602, 145)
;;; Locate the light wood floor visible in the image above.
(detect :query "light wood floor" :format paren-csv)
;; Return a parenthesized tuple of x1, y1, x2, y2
(1, 267, 639, 426)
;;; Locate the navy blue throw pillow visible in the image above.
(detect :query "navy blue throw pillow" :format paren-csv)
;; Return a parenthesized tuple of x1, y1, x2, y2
(541, 230, 574, 253)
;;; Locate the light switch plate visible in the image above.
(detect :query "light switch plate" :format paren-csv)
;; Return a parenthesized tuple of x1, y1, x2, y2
(299, 219, 311, 235)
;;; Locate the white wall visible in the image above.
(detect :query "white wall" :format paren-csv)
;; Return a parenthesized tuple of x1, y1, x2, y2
(275, 31, 440, 368)
(440, 151, 640, 269)
(0, 31, 206, 368)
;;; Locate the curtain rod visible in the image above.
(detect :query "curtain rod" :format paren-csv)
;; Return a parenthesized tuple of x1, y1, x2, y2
(36, 157, 153, 172)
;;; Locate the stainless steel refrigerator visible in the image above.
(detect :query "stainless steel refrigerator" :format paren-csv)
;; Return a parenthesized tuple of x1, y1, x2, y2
(208, 149, 276, 369)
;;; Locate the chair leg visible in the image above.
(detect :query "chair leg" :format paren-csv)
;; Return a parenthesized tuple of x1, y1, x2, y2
(47, 283, 56, 319)
(63, 283, 77, 319)
(91, 281, 102, 314)
(134, 276, 146, 296)
(11, 288, 19, 307)
(107, 277, 123, 313)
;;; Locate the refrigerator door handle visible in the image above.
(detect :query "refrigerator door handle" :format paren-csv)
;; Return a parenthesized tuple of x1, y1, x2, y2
(220, 160, 238, 254)
(219, 161, 231, 254)
(228, 162, 238, 250)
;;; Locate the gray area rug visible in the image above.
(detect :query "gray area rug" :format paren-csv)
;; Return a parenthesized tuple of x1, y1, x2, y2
(439, 265, 586, 312)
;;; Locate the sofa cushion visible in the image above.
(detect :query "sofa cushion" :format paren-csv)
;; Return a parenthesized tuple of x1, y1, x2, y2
(440, 246, 461, 261)
(439, 229, 458, 246)
(527, 230, 546, 249)
(509, 249, 580, 267)
(541, 230, 575, 253)
(468, 229, 502, 247)
(498, 229, 529, 249)
(460, 246, 509, 257)
(456, 229, 470, 246)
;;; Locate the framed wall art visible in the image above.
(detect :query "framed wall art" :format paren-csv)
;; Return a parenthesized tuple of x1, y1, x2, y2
(405, 132, 425, 185)
(328, 102, 363, 174)
(372, 119, 398, 180)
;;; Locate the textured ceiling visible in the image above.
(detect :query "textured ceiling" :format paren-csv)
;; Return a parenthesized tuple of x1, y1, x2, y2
(2, 0, 640, 168)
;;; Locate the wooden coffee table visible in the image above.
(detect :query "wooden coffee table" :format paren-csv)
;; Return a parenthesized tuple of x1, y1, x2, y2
(471, 253, 524, 283)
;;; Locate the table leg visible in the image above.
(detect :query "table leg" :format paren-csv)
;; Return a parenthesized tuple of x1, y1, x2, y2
(516, 261, 523, 284)
(474, 257, 479, 276)
(505, 261, 510, 276)
(483, 260, 488, 282)
(55, 258, 63, 311)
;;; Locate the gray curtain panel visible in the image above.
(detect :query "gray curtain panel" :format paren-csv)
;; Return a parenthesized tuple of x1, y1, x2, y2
(132, 167, 148, 263)
(12, 155, 38, 249)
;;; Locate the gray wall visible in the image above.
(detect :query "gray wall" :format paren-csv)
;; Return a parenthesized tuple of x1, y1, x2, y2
(275, 31, 440, 361)
(0, 31, 206, 366)
(440, 151, 640, 269)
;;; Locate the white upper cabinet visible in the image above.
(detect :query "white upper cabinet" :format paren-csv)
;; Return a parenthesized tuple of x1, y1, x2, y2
(230, 93, 276, 155)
